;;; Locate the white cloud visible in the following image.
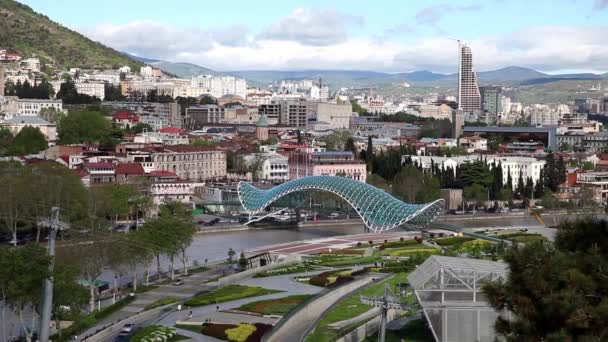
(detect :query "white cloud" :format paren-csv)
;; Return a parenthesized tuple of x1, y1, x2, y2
(258, 8, 364, 46)
(82, 18, 608, 74)
(415, 4, 483, 27)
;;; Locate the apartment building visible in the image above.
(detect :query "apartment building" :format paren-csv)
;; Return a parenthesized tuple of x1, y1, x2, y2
(186, 105, 225, 129)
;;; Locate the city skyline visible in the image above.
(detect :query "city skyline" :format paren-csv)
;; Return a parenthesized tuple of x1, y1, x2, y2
(16, 0, 608, 74)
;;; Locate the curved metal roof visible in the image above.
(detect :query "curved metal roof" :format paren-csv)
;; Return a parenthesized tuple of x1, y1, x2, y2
(237, 175, 444, 232)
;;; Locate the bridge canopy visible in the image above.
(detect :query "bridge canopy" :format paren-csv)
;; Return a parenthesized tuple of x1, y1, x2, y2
(237, 176, 444, 232)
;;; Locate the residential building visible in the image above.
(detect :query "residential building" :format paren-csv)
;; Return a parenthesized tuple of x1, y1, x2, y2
(115, 162, 145, 185)
(75, 81, 105, 100)
(150, 180, 204, 206)
(408, 155, 545, 188)
(186, 105, 225, 129)
(244, 152, 289, 181)
(102, 101, 181, 129)
(457, 43, 481, 112)
(458, 136, 487, 152)
(133, 127, 189, 145)
(190, 75, 247, 98)
(287, 150, 366, 182)
(0, 49, 22, 62)
(112, 111, 139, 129)
(505, 141, 545, 154)
(1, 116, 57, 144)
(222, 105, 260, 124)
(83, 162, 115, 186)
(576, 172, 608, 205)
(20, 58, 40, 73)
(480, 86, 502, 123)
(315, 102, 353, 129)
(259, 98, 313, 128)
(16, 98, 63, 115)
(127, 146, 226, 181)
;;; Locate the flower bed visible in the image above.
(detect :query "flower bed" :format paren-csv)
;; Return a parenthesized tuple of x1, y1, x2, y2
(131, 325, 180, 342)
(237, 294, 313, 315)
(307, 268, 368, 287)
(201, 323, 272, 342)
(388, 248, 440, 257)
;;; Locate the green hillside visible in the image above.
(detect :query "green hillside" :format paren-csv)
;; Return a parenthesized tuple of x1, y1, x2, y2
(0, 0, 143, 70)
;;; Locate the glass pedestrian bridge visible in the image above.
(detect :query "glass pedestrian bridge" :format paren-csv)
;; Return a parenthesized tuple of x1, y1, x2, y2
(237, 176, 444, 232)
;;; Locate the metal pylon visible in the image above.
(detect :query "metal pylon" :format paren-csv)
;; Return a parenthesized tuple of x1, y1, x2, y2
(360, 284, 406, 342)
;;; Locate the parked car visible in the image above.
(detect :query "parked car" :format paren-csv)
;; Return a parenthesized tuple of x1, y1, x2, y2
(121, 324, 134, 333)
(173, 279, 184, 286)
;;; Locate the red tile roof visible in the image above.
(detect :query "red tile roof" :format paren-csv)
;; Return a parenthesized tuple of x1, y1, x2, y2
(112, 111, 139, 122)
(115, 162, 145, 175)
(84, 162, 114, 169)
(159, 127, 188, 135)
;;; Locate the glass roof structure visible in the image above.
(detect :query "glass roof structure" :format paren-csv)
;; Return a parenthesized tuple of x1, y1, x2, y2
(237, 176, 444, 232)
(408, 256, 509, 342)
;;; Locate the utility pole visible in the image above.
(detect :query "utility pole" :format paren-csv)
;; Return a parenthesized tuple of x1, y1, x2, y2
(39, 207, 68, 342)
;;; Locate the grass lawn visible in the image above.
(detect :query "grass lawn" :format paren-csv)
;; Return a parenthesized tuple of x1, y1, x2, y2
(237, 294, 314, 315)
(184, 285, 282, 307)
(363, 318, 434, 342)
(388, 248, 440, 257)
(175, 324, 203, 334)
(306, 273, 411, 342)
(144, 296, 179, 310)
(313, 256, 381, 267)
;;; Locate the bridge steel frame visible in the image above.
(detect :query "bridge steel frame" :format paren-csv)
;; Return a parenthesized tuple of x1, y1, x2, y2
(237, 176, 444, 233)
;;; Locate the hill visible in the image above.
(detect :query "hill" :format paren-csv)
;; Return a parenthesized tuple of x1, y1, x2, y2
(0, 0, 142, 70)
(149, 61, 218, 78)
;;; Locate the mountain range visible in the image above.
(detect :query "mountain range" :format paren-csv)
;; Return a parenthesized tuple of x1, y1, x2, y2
(147, 59, 608, 88)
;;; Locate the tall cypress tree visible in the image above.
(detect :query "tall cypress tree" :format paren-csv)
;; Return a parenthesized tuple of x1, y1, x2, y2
(535, 169, 545, 199)
(506, 167, 513, 192)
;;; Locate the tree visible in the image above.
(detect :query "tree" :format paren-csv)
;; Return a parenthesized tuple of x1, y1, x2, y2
(484, 218, 608, 341)
(366, 136, 374, 171)
(323, 131, 351, 151)
(543, 152, 567, 192)
(128, 123, 153, 134)
(0, 244, 51, 342)
(534, 169, 545, 199)
(199, 95, 217, 105)
(238, 252, 248, 270)
(51, 264, 88, 337)
(463, 183, 487, 209)
(8, 126, 47, 155)
(366, 174, 390, 192)
(523, 177, 534, 200)
(344, 137, 357, 155)
(56, 80, 100, 104)
(192, 138, 217, 147)
(393, 165, 425, 203)
(227, 248, 236, 262)
(58, 109, 112, 144)
(351, 100, 368, 115)
(459, 160, 492, 189)
(104, 83, 126, 101)
(0, 162, 30, 245)
(39, 107, 65, 124)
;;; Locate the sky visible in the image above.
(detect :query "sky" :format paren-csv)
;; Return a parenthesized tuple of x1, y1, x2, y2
(17, 0, 608, 74)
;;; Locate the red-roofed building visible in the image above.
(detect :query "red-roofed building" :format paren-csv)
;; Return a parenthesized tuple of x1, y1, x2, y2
(112, 111, 139, 129)
(115, 163, 145, 184)
(159, 127, 187, 135)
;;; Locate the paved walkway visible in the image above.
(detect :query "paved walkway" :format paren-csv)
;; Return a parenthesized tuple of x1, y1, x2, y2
(156, 271, 323, 327)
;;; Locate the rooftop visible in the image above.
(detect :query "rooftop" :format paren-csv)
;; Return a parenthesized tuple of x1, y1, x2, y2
(3, 116, 53, 125)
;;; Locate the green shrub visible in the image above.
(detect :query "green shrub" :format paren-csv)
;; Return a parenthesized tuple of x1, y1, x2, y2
(434, 236, 474, 246)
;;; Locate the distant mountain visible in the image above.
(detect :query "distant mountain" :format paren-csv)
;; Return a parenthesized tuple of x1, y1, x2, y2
(124, 53, 161, 64)
(149, 61, 218, 78)
(392, 70, 447, 82)
(0, 0, 142, 70)
(476, 66, 548, 82)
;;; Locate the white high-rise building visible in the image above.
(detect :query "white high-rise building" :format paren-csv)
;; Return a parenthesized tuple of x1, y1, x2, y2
(457, 43, 481, 113)
(190, 75, 247, 98)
